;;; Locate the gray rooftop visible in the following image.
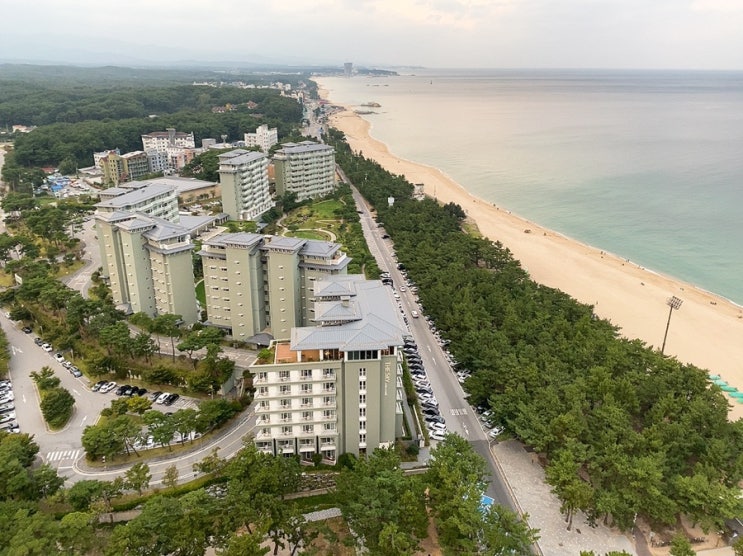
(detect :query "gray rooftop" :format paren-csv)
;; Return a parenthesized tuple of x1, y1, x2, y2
(202, 231, 264, 249)
(276, 141, 334, 155)
(135, 176, 217, 193)
(218, 149, 266, 165)
(95, 184, 174, 210)
(291, 277, 406, 351)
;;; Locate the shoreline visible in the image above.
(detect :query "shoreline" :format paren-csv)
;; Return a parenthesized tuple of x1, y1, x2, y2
(315, 79, 743, 420)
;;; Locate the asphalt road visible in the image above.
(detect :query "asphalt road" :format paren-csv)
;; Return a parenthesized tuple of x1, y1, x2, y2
(345, 177, 517, 513)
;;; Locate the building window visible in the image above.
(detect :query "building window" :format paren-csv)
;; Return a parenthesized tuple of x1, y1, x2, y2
(302, 424, 314, 434)
(323, 382, 334, 393)
(359, 434, 366, 444)
(300, 369, 312, 380)
(301, 384, 312, 394)
(257, 371, 267, 382)
(323, 369, 335, 379)
(359, 394, 366, 405)
(258, 386, 268, 397)
(281, 412, 291, 422)
(302, 411, 312, 421)
(359, 368, 366, 378)
(323, 396, 335, 406)
(359, 407, 366, 417)
(279, 370, 290, 381)
(282, 426, 292, 436)
(323, 409, 335, 420)
(280, 399, 291, 409)
(359, 380, 366, 391)
(280, 385, 290, 395)
(259, 400, 269, 410)
(301, 397, 312, 407)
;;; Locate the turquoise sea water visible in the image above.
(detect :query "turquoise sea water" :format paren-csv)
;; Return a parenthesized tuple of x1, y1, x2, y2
(319, 69, 743, 305)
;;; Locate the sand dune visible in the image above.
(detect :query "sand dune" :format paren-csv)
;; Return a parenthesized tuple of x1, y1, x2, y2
(317, 83, 743, 420)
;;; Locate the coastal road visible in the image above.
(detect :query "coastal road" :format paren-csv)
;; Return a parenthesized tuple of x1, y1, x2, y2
(344, 175, 517, 513)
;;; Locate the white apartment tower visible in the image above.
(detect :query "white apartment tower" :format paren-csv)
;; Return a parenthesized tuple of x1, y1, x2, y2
(249, 275, 407, 461)
(273, 141, 336, 202)
(218, 149, 274, 221)
(244, 124, 279, 153)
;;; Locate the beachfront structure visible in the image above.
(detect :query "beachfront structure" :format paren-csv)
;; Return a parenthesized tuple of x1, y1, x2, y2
(244, 124, 279, 153)
(249, 275, 407, 461)
(218, 149, 274, 221)
(273, 141, 336, 202)
(198, 232, 351, 340)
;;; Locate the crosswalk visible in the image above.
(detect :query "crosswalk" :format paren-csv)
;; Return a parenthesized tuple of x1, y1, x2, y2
(450, 408, 468, 416)
(45, 449, 81, 463)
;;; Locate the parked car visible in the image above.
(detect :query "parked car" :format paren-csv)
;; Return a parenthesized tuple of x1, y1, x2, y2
(134, 387, 147, 397)
(41, 343, 53, 352)
(0, 412, 16, 424)
(0, 403, 15, 414)
(69, 366, 82, 378)
(149, 391, 163, 402)
(0, 393, 15, 404)
(53, 353, 65, 363)
(100, 382, 117, 394)
(0, 421, 19, 433)
(21, 326, 32, 334)
(430, 430, 445, 441)
(163, 393, 180, 406)
(34, 337, 44, 346)
(91, 380, 107, 392)
(155, 392, 171, 404)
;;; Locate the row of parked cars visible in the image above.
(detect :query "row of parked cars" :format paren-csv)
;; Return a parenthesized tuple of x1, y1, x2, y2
(0, 379, 19, 433)
(90, 380, 180, 406)
(404, 337, 447, 441)
(28, 334, 83, 378)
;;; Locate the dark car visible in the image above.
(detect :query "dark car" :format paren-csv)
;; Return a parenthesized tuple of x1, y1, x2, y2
(21, 326, 32, 334)
(149, 391, 163, 402)
(135, 387, 147, 397)
(163, 393, 180, 406)
(34, 337, 44, 346)
(115, 385, 129, 396)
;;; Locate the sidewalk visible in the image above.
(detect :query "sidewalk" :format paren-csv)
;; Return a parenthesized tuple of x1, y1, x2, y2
(493, 439, 637, 556)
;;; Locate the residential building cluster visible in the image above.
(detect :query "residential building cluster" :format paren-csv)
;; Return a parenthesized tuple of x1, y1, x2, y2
(94, 174, 404, 461)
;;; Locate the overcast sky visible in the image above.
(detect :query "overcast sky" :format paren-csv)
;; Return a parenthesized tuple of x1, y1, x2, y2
(2, 0, 742, 70)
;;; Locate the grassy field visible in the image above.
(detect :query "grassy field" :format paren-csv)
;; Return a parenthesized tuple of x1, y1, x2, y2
(195, 280, 205, 307)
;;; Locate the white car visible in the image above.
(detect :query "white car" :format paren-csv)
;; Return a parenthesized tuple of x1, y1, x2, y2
(0, 393, 15, 404)
(99, 382, 117, 394)
(41, 343, 53, 352)
(430, 430, 446, 441)
(54, 353, 65, 363)
(0, 412, 16, 424)
(156, 392, 171, 405)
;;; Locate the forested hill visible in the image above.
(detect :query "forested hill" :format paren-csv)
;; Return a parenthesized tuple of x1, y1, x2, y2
(0, 65, 307, 170)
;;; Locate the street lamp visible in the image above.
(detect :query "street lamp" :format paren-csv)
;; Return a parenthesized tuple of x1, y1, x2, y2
(661, 295, 683, 354)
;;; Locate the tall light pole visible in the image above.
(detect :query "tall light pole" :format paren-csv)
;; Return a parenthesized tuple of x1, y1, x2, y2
(661, 295, 683, 354)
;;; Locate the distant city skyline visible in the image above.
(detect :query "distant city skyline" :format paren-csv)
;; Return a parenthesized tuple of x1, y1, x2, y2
(2, 0, 743, 70)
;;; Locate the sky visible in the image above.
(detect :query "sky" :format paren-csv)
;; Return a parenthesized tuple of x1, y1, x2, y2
(1, 0, 743, 70)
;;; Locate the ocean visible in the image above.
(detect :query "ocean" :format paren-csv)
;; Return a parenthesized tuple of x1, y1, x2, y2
(319, 69, 743, 306)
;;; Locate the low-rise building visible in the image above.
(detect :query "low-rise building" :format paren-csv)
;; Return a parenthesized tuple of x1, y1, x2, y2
(244, 124, 278, 153)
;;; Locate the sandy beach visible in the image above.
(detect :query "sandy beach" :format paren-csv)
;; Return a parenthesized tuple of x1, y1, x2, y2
(316, 81, 743, 420)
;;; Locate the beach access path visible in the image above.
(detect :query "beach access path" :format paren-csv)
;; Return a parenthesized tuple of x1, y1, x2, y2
(320, 93, 743, 420)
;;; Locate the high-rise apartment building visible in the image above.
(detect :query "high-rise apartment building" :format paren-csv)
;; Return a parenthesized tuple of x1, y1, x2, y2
(95, 212, 198, 323)
(218, 149, 274, 221)
(198, 232, 351, 340)
(273, 141, 336, 202)
(244, 124, 279, 153)
(250, 275, 406, 461)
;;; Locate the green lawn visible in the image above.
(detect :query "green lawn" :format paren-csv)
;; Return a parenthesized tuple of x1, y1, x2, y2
(195, 280, 205, 307)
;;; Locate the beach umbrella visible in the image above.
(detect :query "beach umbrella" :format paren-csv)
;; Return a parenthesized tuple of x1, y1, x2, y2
(729, 392, 743, 399)
(713, 379, 729, 386)
(709, 374, 721, 380)
(721, 385, 738, 392)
